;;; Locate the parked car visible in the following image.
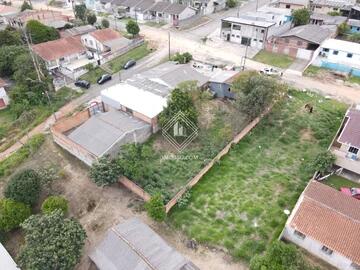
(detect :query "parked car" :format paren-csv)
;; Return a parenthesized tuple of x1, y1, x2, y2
(123, 59, 136, 70)
(97, 74, 112, 84)
(74, 79, 90, 89)
(340, 187, 360, 200)
(260, 67, 283, 76)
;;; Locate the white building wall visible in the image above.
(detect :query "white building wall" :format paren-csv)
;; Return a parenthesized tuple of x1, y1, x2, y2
(319, 48, 360, 69)
(81, 34, 106, 52)
(179, 7, 196, 20)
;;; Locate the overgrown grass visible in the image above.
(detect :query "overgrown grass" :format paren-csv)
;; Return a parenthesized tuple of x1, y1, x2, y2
(323, 175, 360, 190)
(169, 90, 346, 262)
(79, 67, 107, 84)
(0, 87, 80, 152)
(253, 50, 294, 69)
(0, 134, 45, 178)
(107, 43, 151, 73)
(304, 65, 323, 76)
(348, 76, 360, 85)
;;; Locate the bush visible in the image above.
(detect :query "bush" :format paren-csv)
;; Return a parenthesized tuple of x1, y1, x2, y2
(41, 196, 69, 215)
(226, 0, 237, 8)
(90, 156, 122, 186)
(87, 13, 97, 25)
(26, 20, 60, 44)
(21, 1, 32, 11)
(292, 8, 310, 26)
(4, 169, 41, 206)
(177, 188, 191, 208)
(101, 18, 110, 28)
(307, 151, 336, 175)
(18, 210, 86, 270)
(126, 20, 140, 37)
(337, 22, 350, 36)
(0, 198, 31, 232)
(145, 193, 166, 222)
(172, 52, 193, 64)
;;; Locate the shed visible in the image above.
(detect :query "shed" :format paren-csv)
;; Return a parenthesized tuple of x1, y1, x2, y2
(89, 218, 200, 270)
(208, 70, 238, 99)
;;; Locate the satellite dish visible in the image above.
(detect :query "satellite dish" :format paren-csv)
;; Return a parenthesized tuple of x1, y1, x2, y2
(284, 209, 290, 215)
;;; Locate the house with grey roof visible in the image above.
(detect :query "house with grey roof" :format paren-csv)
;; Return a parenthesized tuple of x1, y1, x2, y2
(309, 13, 347, 26)
(90, 218, 199, 270)
(310, 0, 355, 16)
(265, 24, 337, 60)
(272, 0, 309, 10)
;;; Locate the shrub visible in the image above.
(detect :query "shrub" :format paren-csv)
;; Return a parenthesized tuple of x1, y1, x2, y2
(18, 210, 86, 270)
(177, 188, 191, 208)
(307, 151, 336, 175)
(145, 193, 166, 222)
(101, 18, 110, 28)
(87, 13, 97, 25)
(0, 198, 31, 232)
(337, 22, 350, 36)
(90, 156, 122, 186)
(172, 52, 193, 64)
(21, 1, 32, 11)
(26, 20, 60, 44)
(4, 169, 41, 206)
(126, 20, 140, 37)
(226, 0, 237, 8)
(41, 196, 69, 215)
(292, 8, 310, 26)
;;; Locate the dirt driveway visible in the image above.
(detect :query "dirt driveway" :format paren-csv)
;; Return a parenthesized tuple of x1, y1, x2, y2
(1, 136, 246, 270)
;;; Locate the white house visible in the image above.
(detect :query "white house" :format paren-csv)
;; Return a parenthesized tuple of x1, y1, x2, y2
(282, 180, 360, 270)
(312, 39, 360, 77)
(0, 78, 10, 109)
(81, 28, 123, 54)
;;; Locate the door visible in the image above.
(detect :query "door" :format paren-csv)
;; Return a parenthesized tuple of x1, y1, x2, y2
(226, 33, 230, 41)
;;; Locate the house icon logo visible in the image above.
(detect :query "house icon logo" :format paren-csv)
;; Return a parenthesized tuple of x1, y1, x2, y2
(162, 111, 198, 152)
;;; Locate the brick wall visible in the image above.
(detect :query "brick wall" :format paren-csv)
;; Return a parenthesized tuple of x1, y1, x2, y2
(265, 36, 310, 58)
(119, 177, 151, 201)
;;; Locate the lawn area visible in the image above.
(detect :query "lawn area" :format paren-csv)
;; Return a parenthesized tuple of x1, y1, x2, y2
(323, 175, 360, 190)
(107, 43, 151, 73)
(169, 89, 346, 262)
(79, 67, 107, 84)
(253, 50, 294, 69)
(0, 87, 81, 152)
(348, 76, 360, 85)
(303, 65, 324, 76)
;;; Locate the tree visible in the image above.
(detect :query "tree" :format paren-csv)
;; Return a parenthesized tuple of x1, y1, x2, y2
(0, 199, 31, 232)
(337, 22, 350, 36)
(87, 13, 97, 25)
(226, 0, 237, 8)
(0, 45, 27, 76)
(172, 52, 193, 64)
(250, 241, 316, 270)
(90, 156, 122, 186)
(159, 88, 198, 127)
(26, 20, 60, 44)
(292, 8, 310, 26)
(74, 4, 87, 22)
(41, 196, 69, 215)
(233, 72, 285, 119)
(4, 169, 41, 206)
(145, 193, 166, 222)
(21, 1, 32, 11)
(0, 28, 22, 46)
(307, 151, 335, 175)
(101, 18, 110, 28)
(126, 19, 140, 37)
(18, 210, 86, 270)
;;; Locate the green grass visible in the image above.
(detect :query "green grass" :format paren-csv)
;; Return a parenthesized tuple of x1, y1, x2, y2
(323, 175, 360, 190)
(145, 21, 166, 28)
(253, 50, 294, 69)
(107, 43, 151, 73)
(169, 89, 346, 262)
(303, 65, 323, 76)
(348, 76, 360, 84)
(79, 67, 107, 84)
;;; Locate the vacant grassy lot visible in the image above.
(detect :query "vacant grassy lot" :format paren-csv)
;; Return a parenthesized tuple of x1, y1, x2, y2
(79, 67, 107, 84)
(323, 175, 360, 190)
(107, 43, 151, 73)
(169, 90, 346, 262)
(253, 50, 294, 69)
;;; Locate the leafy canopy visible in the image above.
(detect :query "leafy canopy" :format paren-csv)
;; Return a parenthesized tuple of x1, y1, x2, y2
(18, 210, 86, 270)
(292, 8, 310, 26)
(41, 196, 69, 215)
(0, 198, 31, 232)
(126, 20, 140, 37)
(145, 193, 166, 222)
(4, 169, 41, 206)
(307, 151, 335, 175)
(172, 52, 193, 64)
(0, 28, 22, 46)
(90, 156, 122, 186)
(26, 20, 60, 44)
(74, 4, 87, 22)
(87, 13, 97, 25)
(101, 18, 110, 28)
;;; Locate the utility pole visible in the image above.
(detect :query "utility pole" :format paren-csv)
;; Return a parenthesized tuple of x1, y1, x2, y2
(168, 31, 171, 60)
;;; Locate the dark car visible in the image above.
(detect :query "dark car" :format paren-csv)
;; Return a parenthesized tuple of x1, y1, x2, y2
(74, 79, 90, 89)
(123, 59, 136, 70)
(97, 74, 112, 84)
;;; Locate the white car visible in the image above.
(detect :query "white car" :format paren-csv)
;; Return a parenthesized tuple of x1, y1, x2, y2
(260, 67, 283, 76)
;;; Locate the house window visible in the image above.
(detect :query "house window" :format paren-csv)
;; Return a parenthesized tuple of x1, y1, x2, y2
(286, 4, 290, 8)
(347, 53, 353, 58)
(293, 230, 306, 239)
(253, 39, 257, 41)
(349, 146, 359, 155)
(333, 50, 338, 55)
(285, 38, 289, 43)
(232, 34, 235, 37)
(297, 41, 303, 46)
(236, 35, 240, 38)
(321, 246, 333, 255)
(261, 29, 265, 33)
(233, 24, 241, 30)
(259, 40, 263, 43)
(323, 48, 329, 52)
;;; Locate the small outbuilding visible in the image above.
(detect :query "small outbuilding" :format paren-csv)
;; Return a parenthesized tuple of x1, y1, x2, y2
(0, 78, 10, 109)
(89, 218, 200, 270)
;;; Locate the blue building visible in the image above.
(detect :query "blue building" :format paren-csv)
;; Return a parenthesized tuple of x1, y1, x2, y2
(348, 19, 360, 33)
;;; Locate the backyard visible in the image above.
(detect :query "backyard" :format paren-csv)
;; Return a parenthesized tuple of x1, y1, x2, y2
(253, 50, 294, 69)
(168, 89, 347, 262)
(323, 174, 360, 190)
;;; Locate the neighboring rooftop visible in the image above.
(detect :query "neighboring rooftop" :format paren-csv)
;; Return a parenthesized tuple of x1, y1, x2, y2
(257, 6, 292, 16)
(62, 25, 96, 37)
(32, 36, 85, 61)
(163, 3, 188, 14)
(276, 0, 309, 5)
(338, 108, 360, 149)
(68, 110, 150, 156)
(349, 18, 360, 27)
(209, 70, 239, 83)
(280, 24, 336, 44)
(0, 243, 19, 270)
(222, 16, 276, 28)
(311, 0, 353, 8)
(322, 38, 360, 56)
(289, 181, 360, 265)
(89, 218, 200, 270)
(0, 4, 18, 15)
(310, 13, 347, 25)
(89, 28, 122, 43)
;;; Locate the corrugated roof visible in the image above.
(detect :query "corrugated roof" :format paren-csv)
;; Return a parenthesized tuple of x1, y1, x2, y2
(150, 1, 172, 12)
(90, 218, 200, 270)
(338, 108, 360, 149)
(222, 16, 276, 28)
(135, 0, 156, 11)
(63, 25, 96, 37)
(90, 28, 122, 43)
(290, 181, 360, 264)
(163, 3, 188, 15)
(310, 13, 347, 25)
(280, 24, 335, 44)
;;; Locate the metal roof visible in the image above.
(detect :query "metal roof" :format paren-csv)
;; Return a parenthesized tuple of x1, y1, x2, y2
(222, 16, 276, 28)
(90, 218, 200, 270)
(280, 24, 336, 44)
(338, 108, 360, 149)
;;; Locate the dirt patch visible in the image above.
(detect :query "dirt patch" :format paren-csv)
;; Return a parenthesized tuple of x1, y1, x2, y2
(300, 128, 315, 142)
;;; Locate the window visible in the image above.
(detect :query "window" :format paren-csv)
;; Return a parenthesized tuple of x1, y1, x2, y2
(231, 34, 235, 37)
(259, 40, 263, 43)
(321, 246, 333, 255)
(233, 24, 241, 30)
(349, 146, 359, 154)
(253, 39, 257, 41)
(297, 40, 303, 46)
(286, 4, 290, 8)
(293, 230, 306, 239)
(236, 35, 240, 38)
(347, 53, 353, 58)
(333, 50, 339, 55)
(261, 29, 265, 33)
(323, 48, 329, 52)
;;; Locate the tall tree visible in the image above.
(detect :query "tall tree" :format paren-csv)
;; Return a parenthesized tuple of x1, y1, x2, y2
(0, 28, 22, 46)
(126, 19, 140, 37)
(87, 13, 97, 25)
(74, 4, 87, 22)
(292, 8, 310, 26)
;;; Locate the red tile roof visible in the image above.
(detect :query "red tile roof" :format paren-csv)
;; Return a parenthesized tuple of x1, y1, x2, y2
(0, 4, 18, 15)
(32, 36, 85, 61)
(290, 181, 360, 264)
(89, 28, 122, 43)
(338, 108, 360, 149)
